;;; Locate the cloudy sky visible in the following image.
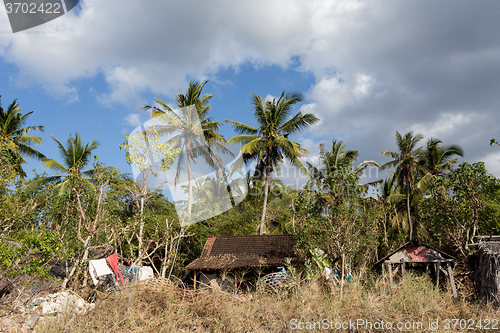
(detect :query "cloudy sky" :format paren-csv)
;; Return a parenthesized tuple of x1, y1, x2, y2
(1, 0, 500, 193)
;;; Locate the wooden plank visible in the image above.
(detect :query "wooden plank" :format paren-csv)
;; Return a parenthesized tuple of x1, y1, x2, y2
(447, 263, 458, 299)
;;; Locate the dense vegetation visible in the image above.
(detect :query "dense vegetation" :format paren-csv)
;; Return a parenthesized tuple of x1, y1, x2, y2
(0, 83, 499, 294)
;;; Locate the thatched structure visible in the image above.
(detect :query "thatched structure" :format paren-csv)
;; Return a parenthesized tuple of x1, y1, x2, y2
(473, 241, 500, 304)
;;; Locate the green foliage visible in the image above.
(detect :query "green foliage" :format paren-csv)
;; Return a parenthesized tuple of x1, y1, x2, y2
(0, 96, 45, 178)
(0, 137, 19, 189)
(119, 126, 180, 172)
(295, 197, 380, 269)
(414, 162, 500, 257)
(0, 229, 62, 277)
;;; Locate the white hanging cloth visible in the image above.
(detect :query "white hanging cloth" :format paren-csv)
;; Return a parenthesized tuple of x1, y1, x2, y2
(89, 258, 113, 286)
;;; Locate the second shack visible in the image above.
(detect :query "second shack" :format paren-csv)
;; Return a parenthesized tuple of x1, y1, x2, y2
(375, 238, 458, 298)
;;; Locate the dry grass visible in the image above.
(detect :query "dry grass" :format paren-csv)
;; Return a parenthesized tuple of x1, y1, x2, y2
(36, 274, 499, 332)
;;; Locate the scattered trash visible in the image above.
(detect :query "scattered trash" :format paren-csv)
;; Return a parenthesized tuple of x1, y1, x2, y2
(260, 268, 290, 290)
(138, 266, 154, 281)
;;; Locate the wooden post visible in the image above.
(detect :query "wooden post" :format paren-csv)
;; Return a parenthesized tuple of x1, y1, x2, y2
(382, 261, 386, 280)
(435, 263, 440, 289)
(193, 271, 197, 290)
(234, 272, 237, 294)
(447, 262, 458, 299)
(388, 262, 393, 284)
(341, 253, 345, 300)
(401, 262, 405, 277)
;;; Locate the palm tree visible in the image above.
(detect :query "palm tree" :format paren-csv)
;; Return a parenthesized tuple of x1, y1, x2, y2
(0, 96, 45, 178)
(143, 80, 229, 216)
(30, 133, 116, 195)
(377, 177, 398, 246)
(306, 140, 379, 197)
(380, 131, 424, 240)
(420, 137, 464, 177)
(227, 91, 319, 234)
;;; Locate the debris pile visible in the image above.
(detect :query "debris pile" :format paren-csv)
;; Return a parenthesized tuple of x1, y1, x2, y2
(33, 292, 94, 315)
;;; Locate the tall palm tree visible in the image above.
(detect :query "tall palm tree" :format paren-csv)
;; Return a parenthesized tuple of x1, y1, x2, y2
(143, 80, 229, 216)
(420, 137, 464, 177)
(227, 91, 319, 234)
(380, 131, 424, 240)
(0, 97, 45, 178)
(30, 134, 116, 195)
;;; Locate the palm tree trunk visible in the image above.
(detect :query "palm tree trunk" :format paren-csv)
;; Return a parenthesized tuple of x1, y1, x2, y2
(187, 161, 193, 215)
(259, 159, 271, 235)
(406, 181, 412, 240)
(187, 152, 193, 215)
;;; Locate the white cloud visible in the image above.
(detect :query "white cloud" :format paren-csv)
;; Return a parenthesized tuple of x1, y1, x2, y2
(125, 113, 142, 127)
(409, 112, 474, 139)
(2, 0, 500, 178)
(264, 94, 277, 102)
(482, 151, 500, 177)
(354, 74, 373, 97)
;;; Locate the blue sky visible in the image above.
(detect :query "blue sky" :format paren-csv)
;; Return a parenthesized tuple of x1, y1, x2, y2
(0, 61, 318, 184)
(2, 0, 500, 195)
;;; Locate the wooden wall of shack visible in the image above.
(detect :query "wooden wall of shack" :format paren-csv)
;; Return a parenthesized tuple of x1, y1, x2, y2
(473, 242, 500, 304)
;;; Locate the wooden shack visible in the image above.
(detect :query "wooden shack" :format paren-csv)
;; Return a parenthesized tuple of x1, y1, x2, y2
(184, 234, 297, 291)
(375, 239, 457, 298)
(472, 241, 500, 304)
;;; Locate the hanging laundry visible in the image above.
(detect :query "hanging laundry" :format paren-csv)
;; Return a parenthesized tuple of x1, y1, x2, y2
(105, 253, 125, 288)
(89, 259, 113, 286)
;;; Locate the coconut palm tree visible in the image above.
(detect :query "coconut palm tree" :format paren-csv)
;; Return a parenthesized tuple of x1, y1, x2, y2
(143, 80, 230, 216)
(227, 91, 319, 234)
(0, 97, 45, 178)
(380, 131, 425, 240)
(29, 134, 116, 195)
(420, 137, 464, 177)
(306, 140, 380, 197)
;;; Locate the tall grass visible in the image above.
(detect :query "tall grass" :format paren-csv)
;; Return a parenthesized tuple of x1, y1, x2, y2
(37, 273, 497, 332)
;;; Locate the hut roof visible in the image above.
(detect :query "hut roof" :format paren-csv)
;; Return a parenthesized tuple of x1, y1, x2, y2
(374, 239, 455, 267)
(185, 234, 296, 271)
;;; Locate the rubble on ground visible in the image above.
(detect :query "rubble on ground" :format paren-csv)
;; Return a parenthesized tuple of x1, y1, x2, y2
(34, 292, 94, 315)
(0, 291, 94, 332)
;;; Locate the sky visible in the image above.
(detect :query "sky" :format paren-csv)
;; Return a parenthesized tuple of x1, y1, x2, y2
(1, 0, 500, 196)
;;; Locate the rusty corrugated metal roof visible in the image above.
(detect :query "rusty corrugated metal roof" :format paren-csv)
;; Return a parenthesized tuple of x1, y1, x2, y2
(185, 234, 296, 271)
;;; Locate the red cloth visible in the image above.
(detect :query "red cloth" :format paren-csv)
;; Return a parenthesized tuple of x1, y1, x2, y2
(105, 253, 125, 288)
